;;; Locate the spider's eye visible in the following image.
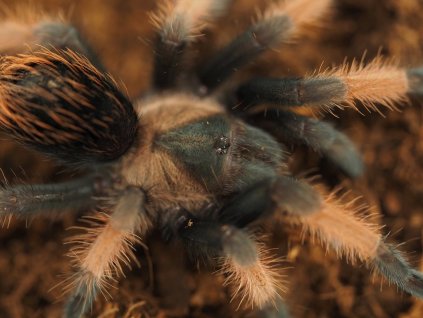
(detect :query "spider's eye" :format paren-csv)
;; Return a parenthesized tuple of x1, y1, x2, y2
(214, 135, 231, 155)
(0, 49, 139, 166)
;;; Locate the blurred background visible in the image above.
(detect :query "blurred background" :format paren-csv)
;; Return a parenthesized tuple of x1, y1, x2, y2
(0, 0, 422, 317)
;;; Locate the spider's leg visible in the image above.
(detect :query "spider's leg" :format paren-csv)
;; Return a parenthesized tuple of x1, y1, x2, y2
(0, 173, 110, 220)
(176, 213, 286, 309)
(63, 187, 150, 318)
(233, 60, 423, 177)
(297, 190, 423, 298)
(0, 50, 138, 167)
(151, 0, 231, 89)
(220, 178, 423, 298)
(0, 12, 104, 71)
(236, 57, 423, 114)
(198, 0, 331, 91)
(247, 299, 291, 318)
(254, 110, 363, 178)
(237, 76, 346, 110)
(219, 176, 322, 228)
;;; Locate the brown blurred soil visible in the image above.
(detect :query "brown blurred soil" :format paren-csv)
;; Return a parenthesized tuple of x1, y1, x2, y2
(0, 0, 423, 317)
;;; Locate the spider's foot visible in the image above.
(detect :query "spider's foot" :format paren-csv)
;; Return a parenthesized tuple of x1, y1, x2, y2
(407, 67, 423, 96)
(374, 242, 423, 298)
(63, 277, 98, 318)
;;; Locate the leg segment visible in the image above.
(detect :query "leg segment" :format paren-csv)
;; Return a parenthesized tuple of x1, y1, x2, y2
(198, 0, 331, 91)
(297, 190, 423, 298)
(237, 77, 346, 109)
(32, 22, 105, 72)
(63, 187, 149, 318)
(150, 0, 230, 89)
(254, 110, 363, 178)
(237, 57, 423, 114)
(176, 213, 285, 308)
(0, 12, 105, 71)
(219, 178, 423, 298)
(0, 173, 109, 220)
(246, 299, 291, 318)
(219, 176, 322, 227)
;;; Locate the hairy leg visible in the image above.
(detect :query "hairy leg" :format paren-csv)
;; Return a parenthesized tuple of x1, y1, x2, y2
(198, 0, 331, 91)
(150, 0, 231, 89)
(246, 299, 291, 318)
(253, 110, 363, 178)
(219, 176, 321, 227)
(0, 173, 110, 221)
(233, 58, 423, 177)
(237, 57, 423, 114)
(175, 212, 286, 309)
(63, 187, 150, 318)
(0, 9, 104, 71)
(219, 177, 423, 298)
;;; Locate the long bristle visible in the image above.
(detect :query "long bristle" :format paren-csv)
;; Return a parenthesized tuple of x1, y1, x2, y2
(0, 49, 138, 165)
(262, 0, 332, 35)
(150, 0, 230, 39)
(286, 187, 423, 297)
(65, 213, 140, 294)
(294, 189, 381, 264)
(220, 240, 286, 309)
(0, 6, 67, 55)
(62, 188, 147, 316)
(0, 5, 65, 25)
(319, 56, 409, 113)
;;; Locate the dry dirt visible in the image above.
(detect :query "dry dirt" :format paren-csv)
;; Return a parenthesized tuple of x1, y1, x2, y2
(0, 0, 423, 317)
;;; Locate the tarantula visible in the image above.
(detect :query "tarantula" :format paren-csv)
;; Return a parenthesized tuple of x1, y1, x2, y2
(0, 0, 423, 317)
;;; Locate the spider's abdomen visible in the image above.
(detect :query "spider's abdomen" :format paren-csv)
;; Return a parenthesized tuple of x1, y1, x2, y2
(0, 49, 138, 166)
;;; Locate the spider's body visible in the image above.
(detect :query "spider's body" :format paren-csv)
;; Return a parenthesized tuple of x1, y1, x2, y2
(1, 0, 423, 317)
(124, 94, 284, 208)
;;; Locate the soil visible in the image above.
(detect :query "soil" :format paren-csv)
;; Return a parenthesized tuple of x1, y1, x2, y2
(0, 0, 422, 317)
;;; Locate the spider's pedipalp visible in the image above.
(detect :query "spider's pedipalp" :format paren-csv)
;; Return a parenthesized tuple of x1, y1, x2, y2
(151, 0, 231, 89)
(254, 110, 363, 178)
(177, 216, 286, 309)
(0, 49, 139, 166)
(198, 0, 332, 91)
(0, 173, 110, 222)
(64, 187, 149, 318)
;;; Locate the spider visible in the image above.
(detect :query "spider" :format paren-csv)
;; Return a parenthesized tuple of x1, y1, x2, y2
(0, 0, 422, 317)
